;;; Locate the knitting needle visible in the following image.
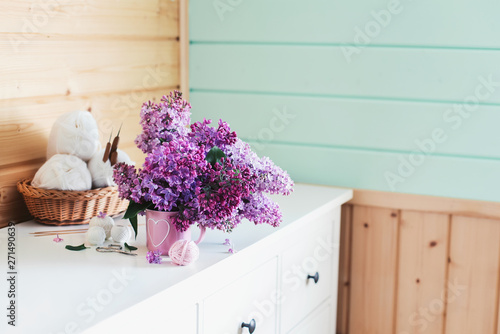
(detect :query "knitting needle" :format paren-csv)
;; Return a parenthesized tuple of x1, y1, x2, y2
(31, 229, 87, 234)
(31, 223, 145, 235)
(33, 231, 87, 237)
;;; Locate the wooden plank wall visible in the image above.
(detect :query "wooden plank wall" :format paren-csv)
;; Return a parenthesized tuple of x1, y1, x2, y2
(188, 0, 500, 203)
(336, 190, 500, 334)
(0, 0, 183, 227)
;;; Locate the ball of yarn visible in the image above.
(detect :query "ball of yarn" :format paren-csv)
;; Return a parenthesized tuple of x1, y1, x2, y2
(47, 110, 100, 162)
(111, 225, 131, 243)
(168, 240, 200, 266)
(87, 148, 134, 188)
(86, 226, 106, 246)
(89, 213, 115, 239)
(32, 154, 91, 191)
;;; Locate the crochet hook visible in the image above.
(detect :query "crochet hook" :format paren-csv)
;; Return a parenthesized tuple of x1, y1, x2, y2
(109, 123, 122, 165)
(102, 131, 112, 163)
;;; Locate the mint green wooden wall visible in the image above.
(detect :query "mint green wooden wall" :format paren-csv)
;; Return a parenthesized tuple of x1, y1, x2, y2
(189, 0, 500, 202)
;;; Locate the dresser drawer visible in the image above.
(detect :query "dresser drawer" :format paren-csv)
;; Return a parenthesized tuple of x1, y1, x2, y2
(280, 206, 340, 333)
(203, 257, 279, 334)
(287, 303, 333, 334)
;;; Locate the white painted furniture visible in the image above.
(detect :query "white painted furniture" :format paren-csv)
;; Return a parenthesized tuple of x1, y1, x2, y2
(0, 184, 351, 334)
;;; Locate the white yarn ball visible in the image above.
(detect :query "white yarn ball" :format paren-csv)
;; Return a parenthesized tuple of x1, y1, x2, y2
(111, 225, 131, 243)
(32, 154, 91, 191)
(47, 110, 100, 162)
(86, 226, 106, 246)
(87, 148, 134, 188)
(89, 214, 115, 239)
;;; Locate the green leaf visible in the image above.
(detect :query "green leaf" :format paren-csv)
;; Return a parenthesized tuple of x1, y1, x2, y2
(65, 244, 88, 251)
(123, 201, 153, 239)
(124, 201, 152, 219)
(206, 146, 226, 166)
(124, 243, 137, 252)
(129, 214, 138, 239)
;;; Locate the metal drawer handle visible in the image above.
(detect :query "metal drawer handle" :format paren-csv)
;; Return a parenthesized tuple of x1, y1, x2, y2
(307, 272, 319, 284)
(241, 319, 256, 333)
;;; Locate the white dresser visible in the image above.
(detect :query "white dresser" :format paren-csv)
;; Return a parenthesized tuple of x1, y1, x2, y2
(0, 184, 352, 334)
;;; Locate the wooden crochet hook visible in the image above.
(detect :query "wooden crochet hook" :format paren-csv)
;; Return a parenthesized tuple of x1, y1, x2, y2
(102, 131, 112, 163)
(109, 123, 122, 165)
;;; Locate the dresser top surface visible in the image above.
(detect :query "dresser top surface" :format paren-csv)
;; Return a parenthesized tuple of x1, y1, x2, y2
(1, 183, 351, 333)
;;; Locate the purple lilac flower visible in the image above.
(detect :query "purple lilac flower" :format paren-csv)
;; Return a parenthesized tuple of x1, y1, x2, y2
(239, 192, 283, 227)
(146, 250, 162, 264)
(223, 139, 294, 196)
(135, 91, 191, 154)
(113, 90, 294, 234)
(189, 119, 237, 152)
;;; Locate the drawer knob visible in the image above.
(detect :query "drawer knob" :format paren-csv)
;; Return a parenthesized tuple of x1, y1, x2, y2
(241, 319, 256, 333)
(307, 272, 319, 284)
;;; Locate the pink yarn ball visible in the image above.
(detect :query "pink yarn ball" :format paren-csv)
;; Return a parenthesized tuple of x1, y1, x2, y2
(168, 240, 200, 266)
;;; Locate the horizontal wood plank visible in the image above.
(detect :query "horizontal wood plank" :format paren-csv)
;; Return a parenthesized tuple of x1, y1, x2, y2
(190, 44, 500, 104)
(190, 0, 500, 48)
(1, 37, 179, 100)
(190, 91, 500, 159)
(0, 161, 42, 226)
(245, 142, 500, 203)
(0, 88, 175, 166)
(0, 0, 178, 38)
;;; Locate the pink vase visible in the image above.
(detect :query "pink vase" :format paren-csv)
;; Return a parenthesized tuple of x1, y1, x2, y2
(145, 209, 206, 255)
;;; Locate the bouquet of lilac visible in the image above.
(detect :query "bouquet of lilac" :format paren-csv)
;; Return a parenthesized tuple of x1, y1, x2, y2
(113, 91, 293, 237)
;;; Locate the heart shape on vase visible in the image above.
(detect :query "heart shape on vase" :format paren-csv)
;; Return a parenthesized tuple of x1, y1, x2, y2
(147, 218, 171, 248)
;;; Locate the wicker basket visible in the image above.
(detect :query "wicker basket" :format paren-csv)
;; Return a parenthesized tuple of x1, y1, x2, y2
(17, 179, 129, 225)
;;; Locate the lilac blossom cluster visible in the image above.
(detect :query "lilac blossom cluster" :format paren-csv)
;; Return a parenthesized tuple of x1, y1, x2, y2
(113, 91, 294, 233)
(135, 91, 191, 154)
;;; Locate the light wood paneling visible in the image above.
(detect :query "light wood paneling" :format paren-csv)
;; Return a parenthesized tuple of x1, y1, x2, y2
(0, 87, 175, 167)
(395, 211, 449, 334)
(336, 204, 352, 334)
(0, 0, 178, 38)
(339, 196, 500, 334)
(0, 1, 181, 226)
(1, 38, 178, 100)
(0, 161, 42, 224)
(445, 216, 500, 334)
(349, 206, 399, 333)
(349, 188, 500, 221)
